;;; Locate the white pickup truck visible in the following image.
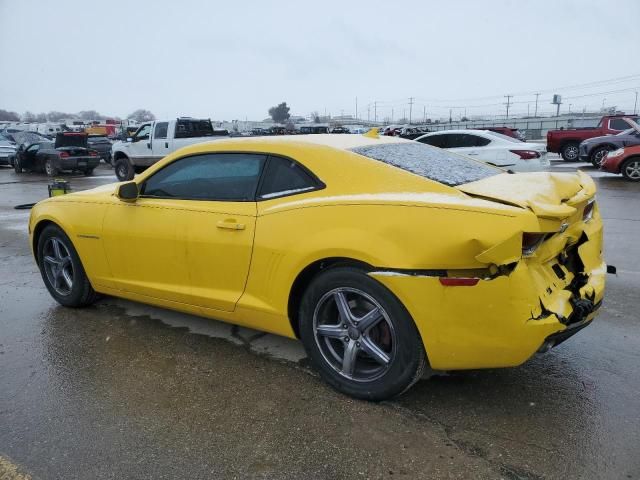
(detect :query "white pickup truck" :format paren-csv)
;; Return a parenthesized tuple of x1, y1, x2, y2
(111, 118, 228, 180)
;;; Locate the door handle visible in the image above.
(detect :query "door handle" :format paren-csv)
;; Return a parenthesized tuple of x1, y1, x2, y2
(216, 219, 246, 230)
(468, 152, 479, 155)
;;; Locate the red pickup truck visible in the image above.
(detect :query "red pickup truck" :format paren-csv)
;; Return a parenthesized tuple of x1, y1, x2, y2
(547, 114, 639, 161)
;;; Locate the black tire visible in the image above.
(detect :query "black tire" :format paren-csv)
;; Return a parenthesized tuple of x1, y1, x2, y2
(560, 142, 580, 162)
(621, 157, 640, 182)
(114, 157, 134, 181)
(299, 267, 426, 401)
(14, 156, 23, 174)
(590, 146, 612, 167)
(36, 224, 99, 307)
(134, 166, 146, 174)
(83, 168, 95, 176)
(44, 157, 58, 176)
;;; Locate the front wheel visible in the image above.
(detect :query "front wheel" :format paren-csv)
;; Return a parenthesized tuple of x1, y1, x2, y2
(45, 157, 58, 176)
(37, 224, 99, 307)
(14, 156, 23, 173)
(621, 157, 640, 182)
(590, 146, 611, 167)
(299, 267, 426, 401)
(560, 142, 580, 162)
(114, 157, 134, 181)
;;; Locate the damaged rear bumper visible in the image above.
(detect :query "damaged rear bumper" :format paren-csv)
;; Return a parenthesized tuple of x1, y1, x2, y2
(370, 219, 606, 371)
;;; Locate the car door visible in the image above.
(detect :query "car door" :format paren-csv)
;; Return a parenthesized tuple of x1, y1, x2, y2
(151, 122, 170, 159)
(128, 123, 154, 162)
(102, 152, 266, 312)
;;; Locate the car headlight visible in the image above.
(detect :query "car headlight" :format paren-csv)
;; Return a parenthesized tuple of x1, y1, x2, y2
(610, 148, 625, 157)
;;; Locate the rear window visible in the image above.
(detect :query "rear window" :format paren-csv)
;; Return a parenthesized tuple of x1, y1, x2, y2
(174, 119, 215, 139)
(350, 142, 500, 187)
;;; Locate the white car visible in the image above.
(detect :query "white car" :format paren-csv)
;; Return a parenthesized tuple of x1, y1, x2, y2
(414, 129, 549, 172)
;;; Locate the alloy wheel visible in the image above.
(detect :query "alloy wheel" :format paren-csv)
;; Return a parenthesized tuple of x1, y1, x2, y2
(624, 160, 640, 180)
(313, 287, 397, 382)
(42, 237, 74, 296)
(564, 145, 578, 161)
(593, 149, 609, 166)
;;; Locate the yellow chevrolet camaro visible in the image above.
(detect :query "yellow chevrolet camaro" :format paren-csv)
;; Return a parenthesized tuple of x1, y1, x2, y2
(28, 133, 606, 400)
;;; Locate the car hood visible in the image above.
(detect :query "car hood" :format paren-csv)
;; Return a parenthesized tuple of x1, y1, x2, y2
(456, 171, 595, 219)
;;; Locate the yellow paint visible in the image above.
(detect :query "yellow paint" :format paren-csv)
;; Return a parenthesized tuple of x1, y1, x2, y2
(0, 454, 32, 480)
(29, 135, 606, 370)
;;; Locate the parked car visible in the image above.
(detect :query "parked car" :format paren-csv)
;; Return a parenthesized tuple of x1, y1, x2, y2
(28, 134, 605, 400)
(547, 115, 639, 161)
(415, 129, 549, 171)
(579, 127, 640, 167)
(601, 145, 640, 181)
(13, 132, 100, 176)
(0, 135, 16, 166)
(87, 135, 113, 164)
(111, 118, 227, 181)
(330, 126, 350, 134)
(473, 127, 525, 141)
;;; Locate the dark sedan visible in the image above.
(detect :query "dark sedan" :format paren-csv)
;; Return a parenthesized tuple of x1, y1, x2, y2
(579, 128, 640, 167)
(87, 135, 113, 164)
(13, 132, 100, 176)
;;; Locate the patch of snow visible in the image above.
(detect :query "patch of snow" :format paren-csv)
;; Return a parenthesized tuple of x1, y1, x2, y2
(350, 143, 500, 187)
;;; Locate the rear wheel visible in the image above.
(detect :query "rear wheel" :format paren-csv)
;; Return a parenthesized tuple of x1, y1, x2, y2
(621, 157, 640, 182)
(299, 267, 426, 401)
(114, 157, 134, 181)
(45, 157, 58, 176)
(560, 142, 580, 162)
(83, 168, 95, 176)
(590, 146, 611, 167)
(14, 156, 23, 173)
(37, 224, 99, 307)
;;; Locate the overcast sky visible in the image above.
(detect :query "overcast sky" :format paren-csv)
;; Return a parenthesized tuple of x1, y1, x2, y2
(1, 0, 639, 121)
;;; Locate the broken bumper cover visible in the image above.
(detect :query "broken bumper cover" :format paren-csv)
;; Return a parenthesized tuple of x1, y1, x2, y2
(370, 224, 605, 371)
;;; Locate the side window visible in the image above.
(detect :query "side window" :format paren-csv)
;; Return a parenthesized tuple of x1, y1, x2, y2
(154, 122, 168, 139)
(258, 156, 319, 199)
(27, 143, 41, 152)
(610, 118, 630, 131)
(135, 124, 151, 140)
(463, 134, 491, 147)
(141, 153, 266, 201)
(417, 134, 448, 148)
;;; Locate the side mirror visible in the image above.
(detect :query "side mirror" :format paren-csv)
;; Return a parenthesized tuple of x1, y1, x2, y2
(126, 137, 133, 143)
(117, 182, 138, 201)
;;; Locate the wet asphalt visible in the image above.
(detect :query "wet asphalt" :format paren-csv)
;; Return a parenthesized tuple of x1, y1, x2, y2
(0, 160, 638, 479)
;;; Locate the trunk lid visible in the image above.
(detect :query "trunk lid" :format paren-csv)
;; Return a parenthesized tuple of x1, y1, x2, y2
(456, 171, 595, 219)
(55, 132, 88, 149)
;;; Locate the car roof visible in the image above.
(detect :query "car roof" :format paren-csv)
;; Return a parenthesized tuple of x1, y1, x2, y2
(197, 133, 411, 151)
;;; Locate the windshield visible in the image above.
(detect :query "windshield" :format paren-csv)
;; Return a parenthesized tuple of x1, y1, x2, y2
(350, 142, 501, 187)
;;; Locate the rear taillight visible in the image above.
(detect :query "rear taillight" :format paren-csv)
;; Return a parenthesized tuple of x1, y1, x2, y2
(522, 233, 546, 256)
(59, 151, 69, 158)
(439, 277, 479, 287)
(89, 150, 98, 157)
(583, 199, 595, 222)
(510, 149, 541, 160)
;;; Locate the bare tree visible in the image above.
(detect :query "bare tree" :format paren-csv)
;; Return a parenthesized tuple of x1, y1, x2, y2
(127, 109, 156, 122)
(0, 109, 20, 121)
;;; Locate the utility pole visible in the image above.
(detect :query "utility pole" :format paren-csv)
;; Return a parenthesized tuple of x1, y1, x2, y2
(374, 101, 378, 122)
(527, 103, 530, 117)
(408, 97, 414, 125)
(634, 91, 638, 114)
(449, 109, 452, 123)
(534, 93, 540, 117)
(504, 95, 513, 119)
(367, 105, 370, 122)
(423, 106, 426, 123)
(355, 97, 358, 120)
(391, 108, 394, 122)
